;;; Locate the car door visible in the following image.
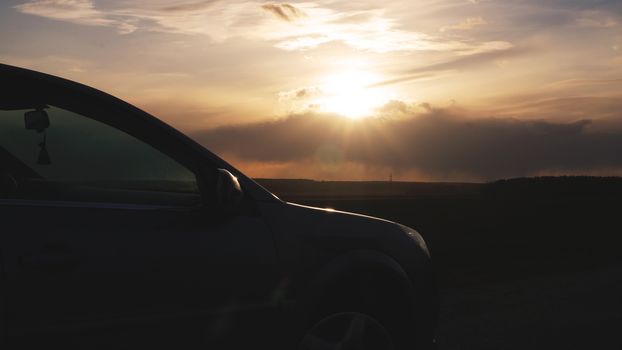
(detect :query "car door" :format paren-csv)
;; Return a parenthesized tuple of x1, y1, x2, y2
(0, 96, 281, 348)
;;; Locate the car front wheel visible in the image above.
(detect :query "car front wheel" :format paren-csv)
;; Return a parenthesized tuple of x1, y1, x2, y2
(299, 312, 394, 350)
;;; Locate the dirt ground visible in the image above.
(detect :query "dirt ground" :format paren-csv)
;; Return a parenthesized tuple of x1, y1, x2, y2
(258, 178, 622, 349)
(437, 263, 622, 349)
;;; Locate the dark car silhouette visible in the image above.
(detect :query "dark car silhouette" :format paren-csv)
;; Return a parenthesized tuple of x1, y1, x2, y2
(0, 64, 437, 350)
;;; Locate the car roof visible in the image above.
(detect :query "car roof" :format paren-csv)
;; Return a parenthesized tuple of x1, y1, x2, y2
(1, 63, 151, 115)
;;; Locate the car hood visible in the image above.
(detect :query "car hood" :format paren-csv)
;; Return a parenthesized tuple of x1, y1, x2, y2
(258, 200, 431, 277)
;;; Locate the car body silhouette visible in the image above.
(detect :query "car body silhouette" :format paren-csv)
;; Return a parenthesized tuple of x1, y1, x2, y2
(0, 64, 437, 350)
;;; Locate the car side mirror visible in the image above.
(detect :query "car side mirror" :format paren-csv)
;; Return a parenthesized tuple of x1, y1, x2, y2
(215, 168, 243, 214)
(24, 110, 50, 133)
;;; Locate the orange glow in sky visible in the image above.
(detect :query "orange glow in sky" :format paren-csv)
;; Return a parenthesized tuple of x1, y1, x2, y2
(3, 0, 622, 181)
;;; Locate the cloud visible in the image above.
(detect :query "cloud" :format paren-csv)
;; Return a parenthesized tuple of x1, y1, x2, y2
(485, 95, 622, 125)
(267, 9, 508, 53)
(13, 0, 512, 54)
(440, 17, 488, 32)
(278, 86, 322, 101)
(546, 78, 622, 88)
(261, 3, 306, 22)
(277, 86, 325, 112)
(370, 45, 520, 88)
(159, 1, 218, 13)
(190, 99, 622, 181)
(14, 0, 137, 34)
(575, 10, 618, 28)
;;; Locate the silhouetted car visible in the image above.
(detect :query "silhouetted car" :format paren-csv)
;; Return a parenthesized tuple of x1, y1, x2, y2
(0, 63, 437, 350)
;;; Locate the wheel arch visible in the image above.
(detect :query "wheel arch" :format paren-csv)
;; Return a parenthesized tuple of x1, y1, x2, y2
(287, 249, 420, 349)
(299, 249, 415, 322)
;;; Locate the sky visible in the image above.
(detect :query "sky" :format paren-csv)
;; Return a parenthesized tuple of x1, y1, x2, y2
(1, 0, 622, 181)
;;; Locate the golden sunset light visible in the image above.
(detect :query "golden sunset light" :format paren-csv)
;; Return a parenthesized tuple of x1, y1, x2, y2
(316, 70, 389, 119)
(2, 0, 621, 181)
(5, 2, 622, 348)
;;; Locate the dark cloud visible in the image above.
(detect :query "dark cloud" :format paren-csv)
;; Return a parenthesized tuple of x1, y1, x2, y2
(160, 1, 218, 12)
(488, 96, 622, 123)
(279, 86, 322, 101)
(192, 102, 622, 180)
(261, 3, 306, 22)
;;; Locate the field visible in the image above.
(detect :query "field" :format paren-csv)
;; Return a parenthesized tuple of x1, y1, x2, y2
(257, 177, 622, 349)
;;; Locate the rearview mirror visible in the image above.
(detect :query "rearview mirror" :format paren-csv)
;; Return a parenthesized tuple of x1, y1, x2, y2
(24, 110, 50, 133)
(215, 168, 243, 214)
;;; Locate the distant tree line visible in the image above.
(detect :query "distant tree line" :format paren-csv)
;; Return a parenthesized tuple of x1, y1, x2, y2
(482, 176, 622, 198)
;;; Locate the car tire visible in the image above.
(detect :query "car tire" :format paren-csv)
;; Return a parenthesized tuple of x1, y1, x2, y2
(299, 312, 395, 350)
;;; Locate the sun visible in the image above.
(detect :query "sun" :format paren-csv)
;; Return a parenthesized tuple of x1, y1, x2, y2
(316, 70, 388, 119)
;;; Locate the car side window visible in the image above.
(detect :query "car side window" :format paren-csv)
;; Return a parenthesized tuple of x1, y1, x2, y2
(0, 105, 201, 207)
